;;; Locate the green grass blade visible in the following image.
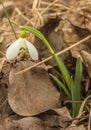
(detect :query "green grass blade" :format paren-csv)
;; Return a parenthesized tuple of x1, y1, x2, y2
(71, 58, 83, 117)
(50, 73, 71, 99)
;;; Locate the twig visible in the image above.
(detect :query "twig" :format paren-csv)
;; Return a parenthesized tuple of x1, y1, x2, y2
(72, 95, 91, 125)
(15, 7, 30, 22)
(88, 106, 91, 130)
(41, 0, 58, 15)
(77, 95, 91, 118)
(32, 0, 43, 27)
(0, 51, 5, 56)
(11, 20, 20, 27)
(15, 35, 91, 75)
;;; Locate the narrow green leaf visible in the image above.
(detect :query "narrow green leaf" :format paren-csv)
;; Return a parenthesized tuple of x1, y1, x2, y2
(50, 74, 71, 99)
(70, 77, 76, 117)
(71, 58, 83, 117)
(53, 54, 71, 90)
(74, 58, 82, 87)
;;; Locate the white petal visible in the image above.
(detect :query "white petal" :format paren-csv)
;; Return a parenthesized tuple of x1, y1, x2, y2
(6, 38, 21, 60)
(26, 40, 39, 60)
(19, 38, 27, 49)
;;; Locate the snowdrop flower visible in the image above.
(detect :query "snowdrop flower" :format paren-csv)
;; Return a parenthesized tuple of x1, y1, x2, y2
(6, 31, 38, 60)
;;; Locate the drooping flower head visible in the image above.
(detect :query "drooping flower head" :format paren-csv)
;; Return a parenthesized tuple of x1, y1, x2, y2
(6, 31, 38, 60)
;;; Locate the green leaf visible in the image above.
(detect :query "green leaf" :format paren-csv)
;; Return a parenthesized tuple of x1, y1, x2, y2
(50, 73, 71, 99)
(53, 54, 71, 90)
(71, 58, 83, 117)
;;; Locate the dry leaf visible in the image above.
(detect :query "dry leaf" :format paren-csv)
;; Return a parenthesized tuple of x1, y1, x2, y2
(0, 117, 46, 130)
(14, 117, 46, 130)
(37, 107, 71, 129)
(55, 0, 91, 50)
(44, 115, 70, 128)
(34, 19, 64, 65)
(81, 50, 91, 78)
(53, 107, 72, 119)
(59, 20, 80, 47)
(60, 125, 86, 130)
(8, 61, 60, 116)
(60, 0, 91, 31)
(70, 44, 90, 59)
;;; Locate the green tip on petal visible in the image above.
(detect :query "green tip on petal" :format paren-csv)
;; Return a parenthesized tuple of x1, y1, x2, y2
(20, 30, 26, 38)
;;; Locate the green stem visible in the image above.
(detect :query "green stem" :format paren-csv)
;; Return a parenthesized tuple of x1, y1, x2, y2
(0, 0, 17, 39)
(20, 26, 55, 55)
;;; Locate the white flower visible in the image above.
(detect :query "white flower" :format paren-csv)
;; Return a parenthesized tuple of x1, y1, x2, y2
(6, 32, 38, 60)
